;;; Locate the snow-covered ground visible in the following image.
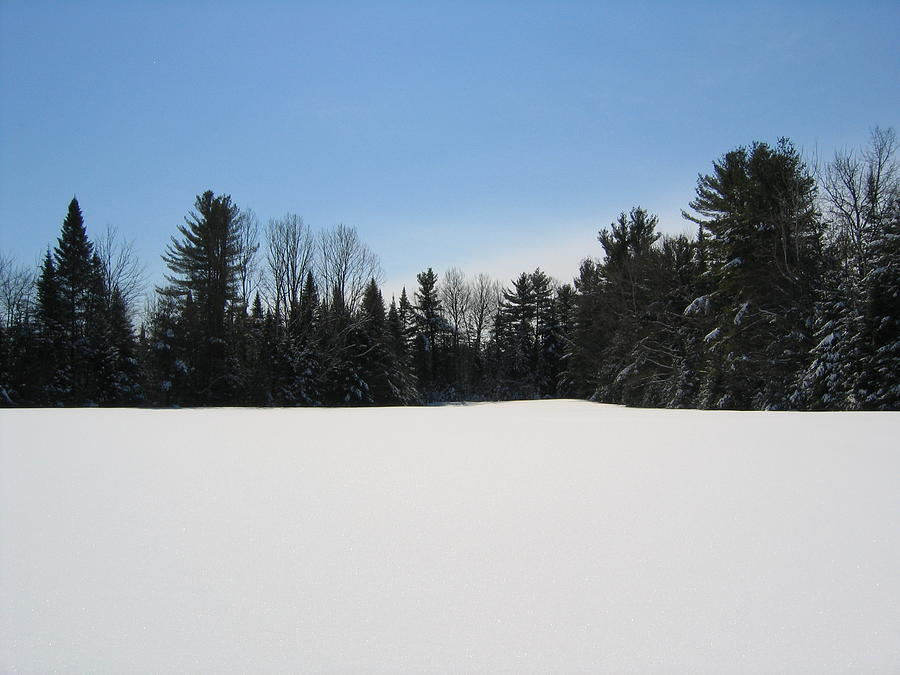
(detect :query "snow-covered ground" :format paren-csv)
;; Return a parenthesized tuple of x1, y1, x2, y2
(1, 401, 898, 674)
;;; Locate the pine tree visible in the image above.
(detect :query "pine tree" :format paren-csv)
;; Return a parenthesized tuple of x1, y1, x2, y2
(566, 208, 666, 405)
(499, 272, 536, 395)
(412, 268, 446, 399)
(535, 290, 564, 397)
(160, 191, 242, 404)
(593, 209, 663, 405)
(685, 140, 822, 409)
(564, 259, 607, 399)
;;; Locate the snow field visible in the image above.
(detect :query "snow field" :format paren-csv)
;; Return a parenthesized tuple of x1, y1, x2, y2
(1, 401, 898, 673)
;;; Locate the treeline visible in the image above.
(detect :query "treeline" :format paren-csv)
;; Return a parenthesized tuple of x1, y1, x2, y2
(0, 129, 897, 409)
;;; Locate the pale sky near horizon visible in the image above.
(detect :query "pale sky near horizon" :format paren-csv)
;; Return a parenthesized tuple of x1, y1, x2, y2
(1, 1, 897, 302)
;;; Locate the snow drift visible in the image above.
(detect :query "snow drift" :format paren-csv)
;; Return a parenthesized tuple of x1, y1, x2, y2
(1, 401, 898, 673)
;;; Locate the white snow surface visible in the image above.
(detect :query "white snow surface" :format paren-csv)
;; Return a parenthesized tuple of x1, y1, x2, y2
(1, 400, 898, 674)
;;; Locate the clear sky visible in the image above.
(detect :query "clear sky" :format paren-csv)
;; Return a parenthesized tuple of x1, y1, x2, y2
(1, 0, 897, 300)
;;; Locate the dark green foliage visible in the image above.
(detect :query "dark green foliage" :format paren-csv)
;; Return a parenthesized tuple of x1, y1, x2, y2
(34, 251, 66, 403)
(160, 191, 242, 404)
(796, 128, 900, 410)
(31, 198, 140, 405)
(498, 272, 535, 391)
(8, 133, 897, 410)
(412, 268, 447, 398)
(357, 278, 402, 404)
(857, 197, 900, 408)
(565, 209, 670, 404)
(794, 265, 862, 409)
(564, 259, 606, 398)
(387, 296, 418, 403)
(142, 294, 188, 406)
(319, 284, 369, 405)
(685, 140, 821, 409)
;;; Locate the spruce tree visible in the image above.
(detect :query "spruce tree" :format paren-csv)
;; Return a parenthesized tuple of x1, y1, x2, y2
(49, 198, 110, 404)
(35, 251, 65, 404)
(320, 284, 368, 405)
(798, 127, 899, 410)
(55, 198, 96, 344)
(358, 278, 394, 403)
(142, 294, 185, 406)
(387, 296, 418, 403)
(291, 271, 323, 405)
(242, 293, 272, 405)
(857, 196, 900, 408)
(104, 287, 143, 404)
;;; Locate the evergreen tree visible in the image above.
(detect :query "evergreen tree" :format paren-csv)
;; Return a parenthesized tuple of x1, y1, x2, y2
(319, 284, 369, 405)
(55, 199, 97, 345)
(34, 233, 144, 408)
(44, 198, 113, 404)
(499, 272, 536, 395)
(291, 271, 323, 405)
(398, 287, 417, 354)
(242, 293, 272, 405)
(857, 196, 900, 408)
(160, 191, 242, 404)
(566, 208, 667, 405)
(592, 209, 663, 405)
(357, 278, 397, 403)
(564, 258, 607, 399)
(142, 294, 187, 406)
(797, 127, 899, 410)
(535, 289, 565, 397)
(793, 260, 861, 409)
(412, 268, 447, 399)
(34, 250, 66, 403)
(103, 287, 143, 404)
(387, 296, 418, 403)
(685, 139, 822, 409)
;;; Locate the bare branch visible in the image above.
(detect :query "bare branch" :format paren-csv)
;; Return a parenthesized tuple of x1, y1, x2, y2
(265, 214, 313, 323)
(0, 252, 35, 328)
(235, 208, 261, 309)
(317, 224, 382, 313)
(95, 225, 147, 316)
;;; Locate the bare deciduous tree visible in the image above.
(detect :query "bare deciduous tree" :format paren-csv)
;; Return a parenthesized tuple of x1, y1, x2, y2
(265, 214, 314, 323)
(441, 267, 470, 350)
(466, 272, 500, 355)
(95, 226, 147, 316)
(821, 126, 899, 279)
(235, 208, 261, 309)
(0, 252, 34, 328)
(317, 224, 381, 312)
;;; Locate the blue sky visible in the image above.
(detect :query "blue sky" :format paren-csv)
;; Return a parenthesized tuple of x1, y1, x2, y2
(1, 1, 897, 298)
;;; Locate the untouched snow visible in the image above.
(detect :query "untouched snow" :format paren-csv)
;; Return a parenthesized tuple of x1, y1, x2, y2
(1, 401, 898, 674)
